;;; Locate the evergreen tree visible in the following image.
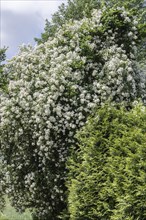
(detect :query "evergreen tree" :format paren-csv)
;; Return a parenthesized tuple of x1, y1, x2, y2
(66, 103, 146, 219)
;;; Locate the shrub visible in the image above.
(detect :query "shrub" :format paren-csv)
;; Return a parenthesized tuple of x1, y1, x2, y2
(0, 161, 6, 212)
(66, 103, 146, 220)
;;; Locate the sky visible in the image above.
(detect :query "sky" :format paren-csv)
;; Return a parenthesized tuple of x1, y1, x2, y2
(1, 0, 67, 60)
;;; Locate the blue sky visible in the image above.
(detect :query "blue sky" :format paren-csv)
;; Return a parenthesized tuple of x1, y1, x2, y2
(1, 0, 146, 61)
(1, 0, 67, 60)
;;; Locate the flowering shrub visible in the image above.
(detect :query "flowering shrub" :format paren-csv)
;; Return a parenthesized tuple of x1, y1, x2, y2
(0, 7, 145, 219)
(66, 103, 146, 219)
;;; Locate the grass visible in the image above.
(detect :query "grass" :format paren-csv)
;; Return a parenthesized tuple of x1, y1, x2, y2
(0, 198, 32, 220)
(0, 215, 9, 220)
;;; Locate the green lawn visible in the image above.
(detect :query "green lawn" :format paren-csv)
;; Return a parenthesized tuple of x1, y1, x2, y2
(0, 199, 32, 220)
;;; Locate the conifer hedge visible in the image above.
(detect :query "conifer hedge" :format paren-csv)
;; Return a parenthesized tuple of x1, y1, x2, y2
(67, 103, 146, 220)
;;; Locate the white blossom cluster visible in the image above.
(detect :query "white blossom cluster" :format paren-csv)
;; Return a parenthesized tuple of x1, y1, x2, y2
(0, 7, 145, 219)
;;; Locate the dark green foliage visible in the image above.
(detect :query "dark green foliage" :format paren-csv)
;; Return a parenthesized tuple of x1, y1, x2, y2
(0, 48, 7, 212)
(0, 47, 7, 92)
(0, 47, 7, 73)
(66, 103, 146, 220)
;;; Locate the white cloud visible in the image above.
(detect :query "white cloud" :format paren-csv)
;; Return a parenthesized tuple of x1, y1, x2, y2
(1, 0, 65, 21)
(1, 0, 67, 59)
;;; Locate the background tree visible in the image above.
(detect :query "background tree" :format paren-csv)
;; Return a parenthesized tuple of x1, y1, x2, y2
(0, 47, 7, 212)
(34, 0, 101, 43)
(0, 47, 7, 91)
(66, 103, 146, 220)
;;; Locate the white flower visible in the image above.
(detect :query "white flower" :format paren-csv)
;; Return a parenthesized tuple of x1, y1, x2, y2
(128, 32, 133, 37)
(127, 67, 133, 72)
(127, 75, 133, 82)
(133, 20, 138, 25)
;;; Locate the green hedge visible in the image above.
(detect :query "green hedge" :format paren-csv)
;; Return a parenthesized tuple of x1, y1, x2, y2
(66, 103, 146, 220)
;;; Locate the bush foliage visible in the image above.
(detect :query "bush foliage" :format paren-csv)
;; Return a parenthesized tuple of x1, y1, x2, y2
(66, 103, 146, 220)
